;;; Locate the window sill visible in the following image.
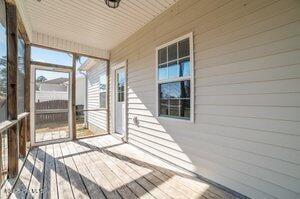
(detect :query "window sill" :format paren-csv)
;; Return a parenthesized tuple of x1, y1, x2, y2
(157, 115, 194, 123)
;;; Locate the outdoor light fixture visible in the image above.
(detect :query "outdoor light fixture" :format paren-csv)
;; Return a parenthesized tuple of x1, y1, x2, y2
(105, 0, 121, 8)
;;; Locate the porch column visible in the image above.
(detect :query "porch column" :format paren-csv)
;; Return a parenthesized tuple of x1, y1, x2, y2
(24, 44, 31, 143)
(72, 54, 77, 139)
(106, 60, 110, 134)
(6, 1, 19, 178)
(18, 117, 26, 157)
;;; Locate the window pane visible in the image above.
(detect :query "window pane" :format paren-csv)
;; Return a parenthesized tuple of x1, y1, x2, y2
(170, 99, 179, 117)
(168, 43, 177, 61)
(158, 64, 167, 80)
(117, 71, 125, 92)
(159, 81, 191, 119)
(179, 58, 190, 77)
(99, 73, 106, 92)
(169, 82, 180, 98)
(159, 83, 169, 99)
(159, 99, 169, 115)
(180, 80, 190, 98)
(158, 47, 167, 64)
(168, 61, 179, 79)
(178, 38, 190, 58)
(118, 92, 124, 102)
(160, 81, 190, 99)
(180, 99, 190, 118)
(99, 92, 106, 108)
(0, 0, 7, 122)
(31, 46, 73, 66)
(17, 36, 25, 114)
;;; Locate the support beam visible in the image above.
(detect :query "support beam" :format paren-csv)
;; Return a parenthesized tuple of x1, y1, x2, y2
(106, 60, 110, 134)
(0, 131, 2, 184)
(19, 117, 26, 157)
(72, 54, 77, 139)
(6, 1, 19, 178)
(24, 44, 30, 143)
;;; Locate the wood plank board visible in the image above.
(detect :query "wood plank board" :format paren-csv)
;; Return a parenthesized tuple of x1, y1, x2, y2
(88, 138, 151, 199)
(53, 143, 74, 199)
(65, 141, 106, 199)
(42, 144, 58, 199)
(59, 142, 89, 198)
(72, 140, 122, 199)
(8, 135, 239, 199)
(81, 141, 137, 199)
(26, 146, 46, 199)
(95, 137, 190, 199)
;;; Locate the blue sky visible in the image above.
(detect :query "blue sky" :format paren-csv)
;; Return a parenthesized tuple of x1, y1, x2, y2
(1, 23, 88, 81)
(32, 47, 88, 79)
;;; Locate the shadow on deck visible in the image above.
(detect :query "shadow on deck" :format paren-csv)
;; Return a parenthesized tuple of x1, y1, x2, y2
(1, 135, 239, 199)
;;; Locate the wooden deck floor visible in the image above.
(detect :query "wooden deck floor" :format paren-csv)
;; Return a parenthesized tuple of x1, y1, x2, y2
(1, 135, 239, 199)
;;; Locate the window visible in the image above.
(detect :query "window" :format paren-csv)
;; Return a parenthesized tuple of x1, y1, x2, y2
(117, 70, 125, 102)
(99, 72, 106, 108)
(0, 0, 7, 122)
(17, 34, 25, 114)
(156, 33, 193, 121)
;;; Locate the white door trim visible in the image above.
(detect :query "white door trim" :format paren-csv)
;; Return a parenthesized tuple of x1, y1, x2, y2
(30, 65, 73, 146)
(111, 60, 128, 142)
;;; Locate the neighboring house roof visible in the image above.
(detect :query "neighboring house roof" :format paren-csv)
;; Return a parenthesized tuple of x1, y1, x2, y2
(44, 77, 68, 84)
(78, 58, 99, 71)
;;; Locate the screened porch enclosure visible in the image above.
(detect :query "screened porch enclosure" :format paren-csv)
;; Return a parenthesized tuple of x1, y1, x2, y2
(1, 0, 300, 199)
(0, 0, 111, 186)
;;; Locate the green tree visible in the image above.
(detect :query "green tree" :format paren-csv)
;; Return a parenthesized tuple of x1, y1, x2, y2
(37, 75, 47, 82)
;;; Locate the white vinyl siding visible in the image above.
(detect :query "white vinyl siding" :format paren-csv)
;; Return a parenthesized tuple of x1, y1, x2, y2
(87, 61, 107, 132)
(76, 77, 85, 106)
(110, 0, 300, 198)
(99, 72, 107, 108)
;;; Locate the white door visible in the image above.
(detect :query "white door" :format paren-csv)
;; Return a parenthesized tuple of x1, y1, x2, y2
(115, 68, 126, 135)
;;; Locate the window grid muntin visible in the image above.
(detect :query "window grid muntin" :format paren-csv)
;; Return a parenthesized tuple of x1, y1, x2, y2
(158, 56, 190, 82)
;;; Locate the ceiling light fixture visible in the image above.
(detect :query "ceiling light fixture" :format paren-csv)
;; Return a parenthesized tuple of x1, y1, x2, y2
(105, 0, 121, 8)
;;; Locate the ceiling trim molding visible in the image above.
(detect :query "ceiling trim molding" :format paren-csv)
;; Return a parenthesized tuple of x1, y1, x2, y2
(31, 31, 110, 60)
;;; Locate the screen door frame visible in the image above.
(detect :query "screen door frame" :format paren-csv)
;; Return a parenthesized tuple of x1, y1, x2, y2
(30, 64, 73, 146)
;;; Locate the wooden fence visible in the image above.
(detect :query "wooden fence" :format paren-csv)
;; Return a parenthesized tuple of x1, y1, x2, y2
(35, 90, 68, 102)
(35, 100, 69, 124)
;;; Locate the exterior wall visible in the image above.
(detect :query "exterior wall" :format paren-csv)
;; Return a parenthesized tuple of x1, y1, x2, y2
(87, 61, 107, 133)
(110, 0, 300, 198)
(76, 77, 85, 106)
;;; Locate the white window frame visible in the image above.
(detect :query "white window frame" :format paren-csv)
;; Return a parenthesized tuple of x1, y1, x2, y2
(99, 71, 107, 108)
(155, 32, 194, 123)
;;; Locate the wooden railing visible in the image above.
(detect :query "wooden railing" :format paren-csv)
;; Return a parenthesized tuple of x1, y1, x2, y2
(0, 112, 29, 185)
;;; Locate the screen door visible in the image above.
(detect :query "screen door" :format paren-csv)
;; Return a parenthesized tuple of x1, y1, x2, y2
(31, 65, 72, 145)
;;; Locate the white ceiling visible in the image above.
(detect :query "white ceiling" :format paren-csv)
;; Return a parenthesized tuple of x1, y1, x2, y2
(23, 0, 178, 51)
